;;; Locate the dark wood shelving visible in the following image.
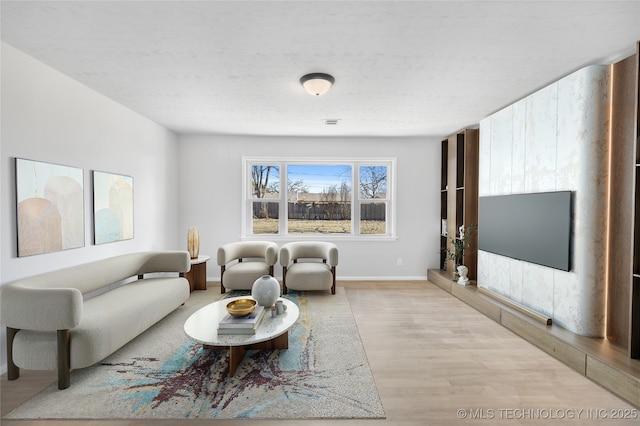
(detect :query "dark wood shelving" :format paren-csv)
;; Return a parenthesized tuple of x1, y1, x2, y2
(439, 129, 479, 279)
(631, 42, 640, 358)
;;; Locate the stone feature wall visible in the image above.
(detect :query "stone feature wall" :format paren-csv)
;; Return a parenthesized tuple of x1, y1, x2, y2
(478, 65, 611, 337)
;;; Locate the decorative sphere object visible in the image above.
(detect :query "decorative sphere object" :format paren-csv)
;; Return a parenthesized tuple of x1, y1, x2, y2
(251, 275, 280, 307)
(226, 299, 257, 317)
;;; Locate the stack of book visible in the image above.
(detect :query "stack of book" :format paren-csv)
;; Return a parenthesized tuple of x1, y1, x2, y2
(217, 305, 267, 335)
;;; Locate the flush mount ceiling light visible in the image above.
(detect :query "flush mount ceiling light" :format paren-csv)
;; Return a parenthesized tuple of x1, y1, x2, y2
(300, 73, 335, 96)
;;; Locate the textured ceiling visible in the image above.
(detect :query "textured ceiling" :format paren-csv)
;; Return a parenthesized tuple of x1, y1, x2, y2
(2, 1, 639, 138)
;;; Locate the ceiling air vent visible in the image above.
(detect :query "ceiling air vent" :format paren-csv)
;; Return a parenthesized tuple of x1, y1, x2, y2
(324, 119, 340, 126)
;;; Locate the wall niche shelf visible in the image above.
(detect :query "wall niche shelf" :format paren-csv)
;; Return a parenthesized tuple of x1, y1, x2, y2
(439, 129, 479, 279)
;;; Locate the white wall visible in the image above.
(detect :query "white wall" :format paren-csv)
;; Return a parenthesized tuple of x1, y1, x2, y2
(177, 134, 441, 280)
(0, 44, 181, 372)
(478, 65, 611, 337)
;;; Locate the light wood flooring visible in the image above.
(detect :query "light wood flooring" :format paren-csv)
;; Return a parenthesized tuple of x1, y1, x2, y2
(2, 280, 639, 425)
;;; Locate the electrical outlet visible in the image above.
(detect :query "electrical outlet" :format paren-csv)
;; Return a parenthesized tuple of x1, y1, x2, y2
(396, 258, 402, 266)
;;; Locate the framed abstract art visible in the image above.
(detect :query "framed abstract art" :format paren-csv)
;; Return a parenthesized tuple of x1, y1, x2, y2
(92, 170, 134, 244)
(15, 158, 85, 257)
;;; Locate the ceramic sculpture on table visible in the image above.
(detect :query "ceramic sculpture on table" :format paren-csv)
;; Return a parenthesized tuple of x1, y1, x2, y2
(251, 275, 280, 307)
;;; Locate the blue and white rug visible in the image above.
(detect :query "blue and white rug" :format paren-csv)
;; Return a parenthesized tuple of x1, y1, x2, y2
(4, 287, 385, 420)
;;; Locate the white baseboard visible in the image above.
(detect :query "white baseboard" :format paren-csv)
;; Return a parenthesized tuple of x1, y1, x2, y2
(336, 276, 429, 281)
(206, 275, 429, 282)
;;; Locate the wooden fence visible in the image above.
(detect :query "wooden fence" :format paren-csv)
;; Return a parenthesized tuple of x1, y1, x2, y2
(253, 201, 385, 220)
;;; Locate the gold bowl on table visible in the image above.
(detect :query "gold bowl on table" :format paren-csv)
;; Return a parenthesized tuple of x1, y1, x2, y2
(226, 298, 257, 317)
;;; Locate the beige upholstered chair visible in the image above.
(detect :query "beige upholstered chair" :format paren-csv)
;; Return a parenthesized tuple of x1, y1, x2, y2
(280, 241, 338, 294)
(217, 241, 278, 293)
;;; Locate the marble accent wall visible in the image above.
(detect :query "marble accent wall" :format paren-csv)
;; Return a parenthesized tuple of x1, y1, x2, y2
(478, 65, 611, 337)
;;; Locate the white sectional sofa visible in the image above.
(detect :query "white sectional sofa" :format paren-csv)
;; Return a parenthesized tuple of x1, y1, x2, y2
(0, 251, 191, 389)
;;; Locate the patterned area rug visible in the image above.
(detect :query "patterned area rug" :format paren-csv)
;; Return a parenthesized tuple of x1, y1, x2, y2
(4, 287, 385, 420)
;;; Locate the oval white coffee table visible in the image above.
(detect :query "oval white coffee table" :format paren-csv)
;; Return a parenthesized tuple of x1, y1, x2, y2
(184, 296, 299, 376)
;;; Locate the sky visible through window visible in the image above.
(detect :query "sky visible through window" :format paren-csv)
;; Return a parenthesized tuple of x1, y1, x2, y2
(287, 164, 352, 193)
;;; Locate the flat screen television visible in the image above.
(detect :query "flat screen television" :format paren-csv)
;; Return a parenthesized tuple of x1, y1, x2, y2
(478, 191, 572, 271)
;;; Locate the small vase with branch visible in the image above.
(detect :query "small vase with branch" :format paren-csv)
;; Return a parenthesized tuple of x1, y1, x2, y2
(444, 223, 477, 284)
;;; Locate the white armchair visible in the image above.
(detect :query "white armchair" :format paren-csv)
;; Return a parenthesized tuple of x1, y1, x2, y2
(217, 241, 278, 293)
(280, 242, 338, 294)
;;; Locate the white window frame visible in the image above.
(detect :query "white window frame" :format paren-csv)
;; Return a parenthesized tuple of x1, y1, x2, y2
(242, 157, 397, 241)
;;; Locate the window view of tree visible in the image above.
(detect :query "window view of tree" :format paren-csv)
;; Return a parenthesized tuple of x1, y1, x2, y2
(359, 165, 387, 234)
(359, 165, 387, 199)
(251, 165, 278, 198)
(250, 165, 279, 234)
(246, 160, 393, 237)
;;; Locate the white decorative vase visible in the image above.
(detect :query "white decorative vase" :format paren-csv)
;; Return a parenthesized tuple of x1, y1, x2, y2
(457, 265, 469, 285)
(251, 275, 280, 307)
(187, 226, 200, 259)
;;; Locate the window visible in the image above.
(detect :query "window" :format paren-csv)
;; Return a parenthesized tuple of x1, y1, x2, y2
(243, 158, 396, 239)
